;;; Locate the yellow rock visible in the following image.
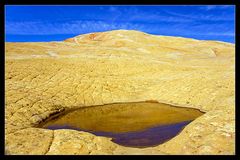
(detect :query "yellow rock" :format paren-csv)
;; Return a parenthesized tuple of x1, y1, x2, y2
(5, 30, 235, 155)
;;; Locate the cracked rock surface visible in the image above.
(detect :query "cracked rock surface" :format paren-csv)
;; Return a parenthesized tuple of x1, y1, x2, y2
(5, 30, 235, 155)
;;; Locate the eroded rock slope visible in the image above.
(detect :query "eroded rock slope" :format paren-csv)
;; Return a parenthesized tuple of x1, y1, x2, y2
(5, 30, 235, 155)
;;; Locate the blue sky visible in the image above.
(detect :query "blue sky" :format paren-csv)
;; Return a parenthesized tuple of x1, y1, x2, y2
(5, 5, 235, 43)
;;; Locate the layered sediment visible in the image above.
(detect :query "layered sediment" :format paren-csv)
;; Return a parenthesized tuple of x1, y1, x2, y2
(5, 30, 235, 155)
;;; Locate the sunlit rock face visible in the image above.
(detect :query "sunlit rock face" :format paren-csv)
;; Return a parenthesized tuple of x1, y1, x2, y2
(5, 30, 235, 155)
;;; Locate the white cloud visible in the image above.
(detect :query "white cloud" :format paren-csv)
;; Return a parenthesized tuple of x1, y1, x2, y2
(5, 19, 235, 38)
(5, 6, 235, 38)
(163, 9, 234, 21)
(199, 5, 234, 11)
(5, 20, 145, 35)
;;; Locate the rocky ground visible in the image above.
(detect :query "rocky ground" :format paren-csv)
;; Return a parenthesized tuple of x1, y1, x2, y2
(5, 30, 235, 155)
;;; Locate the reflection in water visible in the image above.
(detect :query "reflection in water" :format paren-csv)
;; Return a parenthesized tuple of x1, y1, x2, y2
(39, 102, 203, 148)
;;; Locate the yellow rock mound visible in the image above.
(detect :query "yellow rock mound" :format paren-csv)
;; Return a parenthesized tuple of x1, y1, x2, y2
(5, 30, 235, 155)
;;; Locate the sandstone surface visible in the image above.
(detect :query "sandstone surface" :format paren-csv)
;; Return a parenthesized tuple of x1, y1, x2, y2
(5, 30, 235, 155)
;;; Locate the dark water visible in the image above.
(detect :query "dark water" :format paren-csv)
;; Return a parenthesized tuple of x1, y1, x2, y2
(40, 102, 203, 148)
(45, 120, 192, 148)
